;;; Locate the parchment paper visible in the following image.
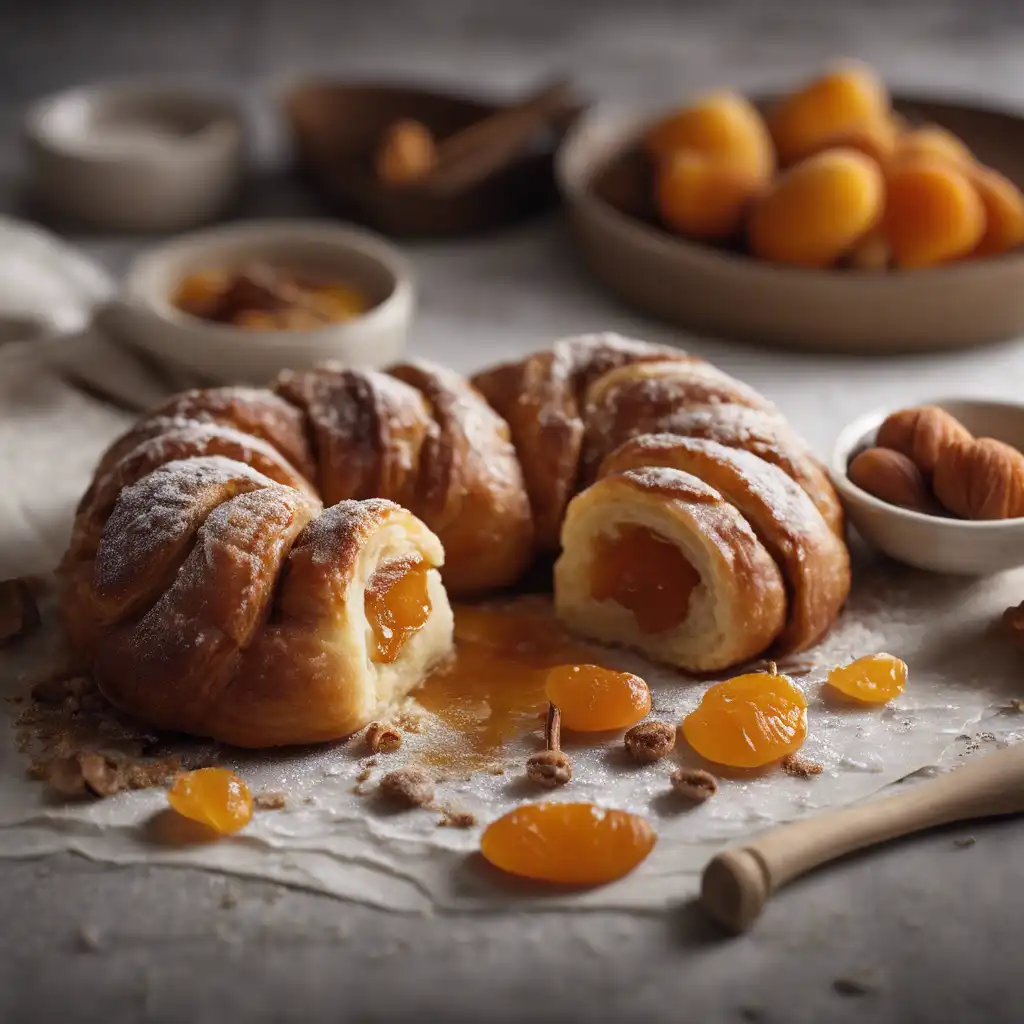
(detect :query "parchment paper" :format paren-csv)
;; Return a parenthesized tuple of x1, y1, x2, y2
(2, 338, 1022, 913)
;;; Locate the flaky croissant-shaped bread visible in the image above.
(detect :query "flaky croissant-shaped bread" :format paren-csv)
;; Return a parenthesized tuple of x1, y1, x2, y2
(554, 435, 851, 671)
(62, 456, 454, 747)
(61, 333, 849, 743)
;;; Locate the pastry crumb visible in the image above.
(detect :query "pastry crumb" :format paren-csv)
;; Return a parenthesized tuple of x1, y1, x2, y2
(487, 766, 506, 776)
(33, 751, 180, 799)
(670, 767, 717, 803)
(254, 791, 287, 811)
(355, 767, 373, 783)
(437, 806, 476, 828)
(1007, 698, 1024, 714)
(395, 705, 426, 734)
(953, 836, 977, 848)
(624, 721, 676, 763)
(379, 766, 434, 808)
(782, 753, 824, 778)
(365, 721, 402, 754)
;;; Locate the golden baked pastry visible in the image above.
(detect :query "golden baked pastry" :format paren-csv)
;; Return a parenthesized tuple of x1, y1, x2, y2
(60, 333, 849, 742)
(62, 456, 453, 747)
(471, 334, 843, 544)
(595, 435, 851, 658)
(554, 467, 788, 673)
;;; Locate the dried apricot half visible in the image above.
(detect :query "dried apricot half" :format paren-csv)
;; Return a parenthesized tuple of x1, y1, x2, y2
(167, 768, 254, 835)
(545, 664, 652, 732)
(827, 653, 907, 704)
(682, 668, 808, 768)
(480, 802, 656, 885)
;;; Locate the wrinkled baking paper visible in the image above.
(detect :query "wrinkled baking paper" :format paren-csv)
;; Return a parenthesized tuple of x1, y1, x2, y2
(2, 343, 1021, 913)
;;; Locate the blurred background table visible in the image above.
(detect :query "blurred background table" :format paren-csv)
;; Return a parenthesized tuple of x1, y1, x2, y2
(2, 1, 1022, 1021)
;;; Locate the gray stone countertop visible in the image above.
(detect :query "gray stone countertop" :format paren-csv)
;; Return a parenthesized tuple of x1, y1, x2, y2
(2, 1, 1023, 1021)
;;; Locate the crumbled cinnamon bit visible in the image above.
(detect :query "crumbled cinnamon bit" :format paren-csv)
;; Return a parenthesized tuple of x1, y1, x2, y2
(782, 753, 824, 778)
(379, 766, 434, 808)
(0, 577, 40, 647)
(395, 706, 425, 734)
(670, 767, 718, 803)
(624, 721, 676, 763)
(365, 721, 402, 754)
(33, 751, 180, 798)
(437, 806, 477, 828)
(254, 791, 287, 811)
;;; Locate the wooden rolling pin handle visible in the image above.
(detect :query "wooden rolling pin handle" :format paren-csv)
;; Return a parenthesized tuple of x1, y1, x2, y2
(701, 743, 1024, 934)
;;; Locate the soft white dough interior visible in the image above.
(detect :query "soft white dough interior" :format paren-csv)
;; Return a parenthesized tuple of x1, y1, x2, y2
(555, 503, 729, 664)
(353, 518, 454, 720)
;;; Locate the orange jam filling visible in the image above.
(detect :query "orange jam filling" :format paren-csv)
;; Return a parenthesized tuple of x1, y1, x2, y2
(682, 669, 808, 769)
(167, 768, 253, 835)
(827, 653, 907, 704)
(590, 524, 701, 634)
(480, 802, 657, 886)
(413, 599, 602, 773)
(365, 556, 432, 664)
(545, 664, 652, 732)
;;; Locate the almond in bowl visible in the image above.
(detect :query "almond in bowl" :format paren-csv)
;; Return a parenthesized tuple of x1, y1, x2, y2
(830, 399, 1024, 574)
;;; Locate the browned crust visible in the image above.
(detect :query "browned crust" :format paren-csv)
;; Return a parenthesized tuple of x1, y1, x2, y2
(600, 435, 850, 654)
(616, 403, 844, 535)
(94, 485, 319, 737)
(471, 334, 691, 549)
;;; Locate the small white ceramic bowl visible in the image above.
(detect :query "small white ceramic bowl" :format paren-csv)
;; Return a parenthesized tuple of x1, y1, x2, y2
(103, 219, 415, 384)
(25, 83, 245, 232)
(830, 398, 1024, 575)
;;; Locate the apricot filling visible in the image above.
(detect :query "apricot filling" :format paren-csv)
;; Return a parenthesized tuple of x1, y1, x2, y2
(590, 524, 701, 634)
(480, 802, 657, 885)
(167, 768, 253, 835)
(682, 668, 808, 768)
(545, 664, 651, 732)
(414, 600, 599, 773)
(364, 556, 432, 664)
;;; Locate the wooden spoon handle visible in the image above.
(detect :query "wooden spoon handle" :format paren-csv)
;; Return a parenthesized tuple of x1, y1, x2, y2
(701, 743, 1024, 933)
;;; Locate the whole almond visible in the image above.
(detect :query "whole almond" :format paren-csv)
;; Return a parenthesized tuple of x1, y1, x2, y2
(848, 447, 934, 511)
(933, 437, 1024, 520)
(876, 406, 973, 476)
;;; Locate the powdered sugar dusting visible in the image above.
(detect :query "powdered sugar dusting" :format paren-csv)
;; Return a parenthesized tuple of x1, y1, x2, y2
(93, 456, 277, 599)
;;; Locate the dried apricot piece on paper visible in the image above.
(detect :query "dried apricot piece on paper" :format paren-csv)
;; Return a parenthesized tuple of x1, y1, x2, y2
(682, 668, 808, 768)
(480, 803, 656, 885)
(827, 653, 908, 704)
(545, 664, 651, 732)
(167, 768, 254, 835)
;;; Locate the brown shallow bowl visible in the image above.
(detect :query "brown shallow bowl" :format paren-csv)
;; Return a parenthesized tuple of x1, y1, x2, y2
(285, 81, 580, 238)
(557, 95, 1024, 354)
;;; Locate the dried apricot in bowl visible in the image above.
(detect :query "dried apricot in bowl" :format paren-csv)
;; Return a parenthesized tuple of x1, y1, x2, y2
(167, 768, 254, 835)
(545, 664, 652, 732)
(827, 654, 907, 704)
(682, 668, 808, 769)
(882, 158, 985, 268)
(747, 149, 883, 268)
(655, 152, 761, 240)
(480, 803, 656, 886)
(768, 61, 890, 167)
(644, 91, 775, 181)
(970, 166, 1024, 257)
